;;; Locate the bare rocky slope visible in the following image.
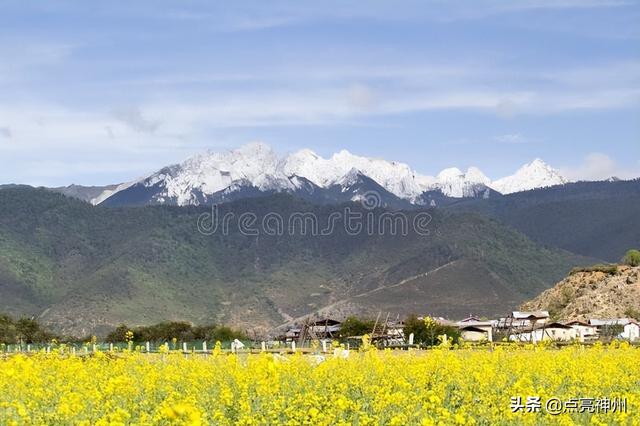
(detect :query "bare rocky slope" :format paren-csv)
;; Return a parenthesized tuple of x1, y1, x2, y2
(521, 265, 640, 320)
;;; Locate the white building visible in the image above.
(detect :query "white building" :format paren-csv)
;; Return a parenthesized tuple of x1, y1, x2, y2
(496, 311, 550, 329)
(622, 322, 640, 341)
(589, 319, 640, 341)
(565, 321, 598, 343)
(460, 325, 491, 342)
(510, 322, 575, 343)
(457, 317, 493, 342)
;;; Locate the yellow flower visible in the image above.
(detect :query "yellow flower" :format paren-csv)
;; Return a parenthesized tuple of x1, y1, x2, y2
(0, 343, 637, 424)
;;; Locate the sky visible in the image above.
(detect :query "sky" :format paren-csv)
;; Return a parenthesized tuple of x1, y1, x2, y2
(0, 0, 639, 187)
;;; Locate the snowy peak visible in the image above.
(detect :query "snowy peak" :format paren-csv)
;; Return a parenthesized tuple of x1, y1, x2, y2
(93, 142, 570, 206)
(143, 142, 286, 206)
(435, 166, 491, 198)
(282, 148, 425, 200)
(491, 158, 568, 195)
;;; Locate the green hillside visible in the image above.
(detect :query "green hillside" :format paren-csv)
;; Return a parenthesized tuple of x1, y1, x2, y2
(446, 180, 640, 262)
(0, 186, 590, 336)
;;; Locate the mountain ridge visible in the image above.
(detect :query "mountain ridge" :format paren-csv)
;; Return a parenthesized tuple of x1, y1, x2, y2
(80, 143, 575, 207)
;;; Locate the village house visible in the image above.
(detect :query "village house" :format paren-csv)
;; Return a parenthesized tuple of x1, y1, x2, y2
(283, 327, 301, 341)
(494, 311, 550, 330)
(588, 319, 640, 341)
(307, 318, 342, 339)
(623, 321, 640, 341)
(511, 311, 550, 328)
(457, 317, 493, 342)
(460, 325, 491, 342)
(565, 320, 597, 343)
(510, 322, 575, 343)
(383, 320, 405, 346)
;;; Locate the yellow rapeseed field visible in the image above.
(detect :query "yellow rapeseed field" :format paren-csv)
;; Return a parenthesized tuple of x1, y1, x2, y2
(0, 343, 638, 425)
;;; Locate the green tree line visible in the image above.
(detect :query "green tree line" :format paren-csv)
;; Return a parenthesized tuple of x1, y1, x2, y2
(0, 314, 56, 344)
(105, 321, 247, 343)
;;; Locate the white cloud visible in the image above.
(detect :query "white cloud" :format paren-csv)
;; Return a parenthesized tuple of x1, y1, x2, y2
(561, 152, 640, 181)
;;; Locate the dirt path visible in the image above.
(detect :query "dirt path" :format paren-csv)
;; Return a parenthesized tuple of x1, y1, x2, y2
(275, 260, 458, 329)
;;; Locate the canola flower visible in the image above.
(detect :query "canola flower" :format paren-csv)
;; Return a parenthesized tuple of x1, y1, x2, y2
(0, 343, 638, 425)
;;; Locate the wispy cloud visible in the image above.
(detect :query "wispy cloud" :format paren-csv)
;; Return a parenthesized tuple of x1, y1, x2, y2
(1, 0, 638, 186)
(1, 71, 638, 151)
(562, 152, 640, 181)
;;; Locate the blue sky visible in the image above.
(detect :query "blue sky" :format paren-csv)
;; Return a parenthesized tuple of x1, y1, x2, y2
(0, 0, 639, 186)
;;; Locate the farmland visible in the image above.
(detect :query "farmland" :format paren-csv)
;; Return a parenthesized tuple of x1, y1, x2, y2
(0, 344, 638, 425)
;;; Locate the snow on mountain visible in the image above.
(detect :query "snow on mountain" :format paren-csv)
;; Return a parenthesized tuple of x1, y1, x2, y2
(435, 167, 491, 198)
(94, 143, 569, 206)
(282, 148, 428, 200)
(148, 142, 292, 205)
(490, 159, 568, 195)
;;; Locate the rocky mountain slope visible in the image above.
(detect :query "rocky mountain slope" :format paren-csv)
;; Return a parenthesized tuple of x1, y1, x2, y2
(50, 184, 119, 203)
(521, 265, 640, 320)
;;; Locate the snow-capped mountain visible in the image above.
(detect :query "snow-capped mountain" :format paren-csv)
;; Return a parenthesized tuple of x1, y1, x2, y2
(94, 143, 569, 207)
(282, 148, 427, 201)
(101, 143, 291, 206)
(490, 159, 568, 195)
(435, 167, 491, 198)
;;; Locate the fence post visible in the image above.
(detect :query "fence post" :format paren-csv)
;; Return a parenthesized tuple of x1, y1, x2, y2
(182, 342, 187, 354)
(202, 341, 207, 353)
(146, 342, 150, 353)
(261, 341, 266, 352)
(109, 343, 114, 352)
(291, 341, 296, 352)
(322, 340, 327, 353)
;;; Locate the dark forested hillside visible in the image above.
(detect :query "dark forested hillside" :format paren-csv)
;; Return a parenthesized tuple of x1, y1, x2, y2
(445, 179, 640, 262)
(0, 186, 590, 336)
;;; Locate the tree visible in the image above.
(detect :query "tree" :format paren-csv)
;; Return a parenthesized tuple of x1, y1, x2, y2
(600, 324, 624, 341)
(192, 325, 245, 342)
(15, 318, 51, 343)
(338, 316, 376, 337)
(0, 314, 55, 344)
(105, 325, 130, 343)
(403, 314, 461, 346)
(105, 321, 247, 343)
(623, 249, 640, 267)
